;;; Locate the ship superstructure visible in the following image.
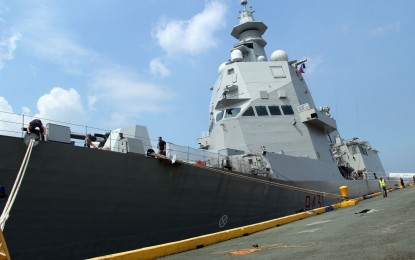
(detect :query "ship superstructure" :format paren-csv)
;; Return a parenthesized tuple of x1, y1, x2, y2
(198, 0, 384, 182)
(199, 1, 334, 160)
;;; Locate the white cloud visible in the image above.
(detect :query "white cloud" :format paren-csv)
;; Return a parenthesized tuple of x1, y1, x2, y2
(0, 97, 12, 112)
(153, 0, 227, 55)
(1, 91, 86, 136)
(0, 98, 31, 116)
(369, 21, 400, 37)
(149, 58, 170, 78)
(0, 32, 22, 70)
(22, 106, 31, 115)
(88, 67, 173, 114)
(35, 87, 86, 125)
(0, 97, 25, 135)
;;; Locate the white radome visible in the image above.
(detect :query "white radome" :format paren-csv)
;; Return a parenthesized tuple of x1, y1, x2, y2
(270, 50, 288, 61)
(218, 62, 226, 74)
(231, 49, 243, 62)
(257, 55, 266, 62)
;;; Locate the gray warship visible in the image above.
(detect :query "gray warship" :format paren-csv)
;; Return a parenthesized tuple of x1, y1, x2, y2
(0, 1, 386, 259)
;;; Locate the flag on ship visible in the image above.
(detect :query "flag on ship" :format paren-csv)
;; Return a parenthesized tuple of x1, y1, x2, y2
(298, 63, 306, 74)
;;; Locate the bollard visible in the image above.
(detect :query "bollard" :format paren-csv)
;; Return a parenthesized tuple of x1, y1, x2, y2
(339, 186, 348, 199)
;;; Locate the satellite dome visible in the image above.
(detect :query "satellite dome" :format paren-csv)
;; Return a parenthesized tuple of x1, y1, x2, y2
(270, 50, 288, 61)
(257, 56, 266, 62)
(218, 62, 226, 74)
(231, 50, 243, 62)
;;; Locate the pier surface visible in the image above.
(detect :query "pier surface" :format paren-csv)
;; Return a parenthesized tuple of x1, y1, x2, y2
(161, 187, 415, 260)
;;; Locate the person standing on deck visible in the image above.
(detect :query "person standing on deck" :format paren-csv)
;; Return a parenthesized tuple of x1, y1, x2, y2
(157, 137, 166, 156)
(379, 177, 387, 198)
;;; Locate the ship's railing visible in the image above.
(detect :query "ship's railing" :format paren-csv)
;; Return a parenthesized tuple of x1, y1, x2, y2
(365, 171, 389, 180)
(0, 110, 107, 143)
(339, 169, 388, 181)
(0, 110, 159, 151)
(168, 143, 253, 175)
(1, 111, 241, 164)
(0, 111, 25, 136)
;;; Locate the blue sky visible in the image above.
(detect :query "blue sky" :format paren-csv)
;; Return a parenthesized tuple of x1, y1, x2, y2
(0, 0, 414, 173)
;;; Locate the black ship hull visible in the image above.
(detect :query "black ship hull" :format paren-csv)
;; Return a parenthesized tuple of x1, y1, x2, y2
(0, 135, 310, 259)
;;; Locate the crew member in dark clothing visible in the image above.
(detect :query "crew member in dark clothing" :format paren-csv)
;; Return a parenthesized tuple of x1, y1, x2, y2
(400, 178, 405, 188)
(27, 119, 46, 141)
(157, 137, 167, 156)
(85, 134, 96, 148)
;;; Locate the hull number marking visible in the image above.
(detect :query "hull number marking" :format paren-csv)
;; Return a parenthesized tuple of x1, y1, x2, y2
(305, 194, 324, 210)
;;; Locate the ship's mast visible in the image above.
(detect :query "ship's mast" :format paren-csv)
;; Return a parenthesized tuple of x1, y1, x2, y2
(231, 0, 268, 61)
(239, 0, 254, 23)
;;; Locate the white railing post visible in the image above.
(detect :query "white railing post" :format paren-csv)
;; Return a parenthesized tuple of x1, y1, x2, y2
(21, 114, 25, 137)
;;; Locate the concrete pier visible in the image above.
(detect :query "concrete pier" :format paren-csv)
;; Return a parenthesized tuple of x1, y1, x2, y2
(162, 186, 415, 259)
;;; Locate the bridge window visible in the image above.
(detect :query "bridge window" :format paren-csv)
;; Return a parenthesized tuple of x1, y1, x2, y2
(281, 105, 294, 115)
(216, 111, 224, 122)
(224, 108, 241, 118)
(242, 107, 255, 116)
(255, 106, 269, 116)
(268, 105, 282, 115)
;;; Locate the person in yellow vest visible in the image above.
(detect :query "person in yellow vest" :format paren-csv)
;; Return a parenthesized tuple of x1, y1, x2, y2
(379, 177, 387, 198)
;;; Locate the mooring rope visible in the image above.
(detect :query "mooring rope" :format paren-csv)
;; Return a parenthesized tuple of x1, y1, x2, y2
(171, 157, 343, 200)
(0, 138, 35, 230)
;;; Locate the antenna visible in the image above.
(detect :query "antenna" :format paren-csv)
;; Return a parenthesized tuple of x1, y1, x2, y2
(241, 0, 248, 11)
